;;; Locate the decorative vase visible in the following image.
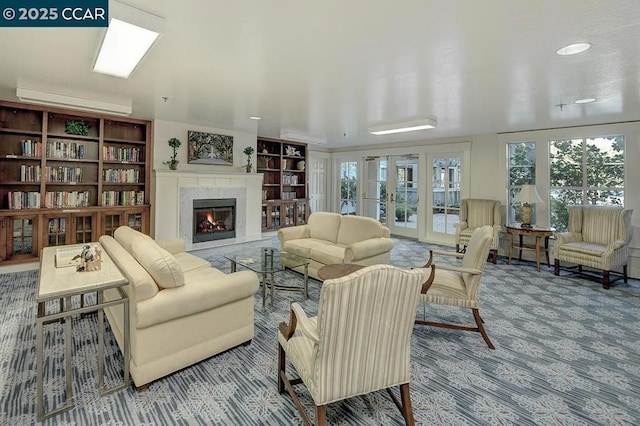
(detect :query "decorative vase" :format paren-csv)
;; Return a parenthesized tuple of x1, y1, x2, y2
(297, 160, 305, 171)
(168, 161, 178, 171)
(246, 164, 252, 173)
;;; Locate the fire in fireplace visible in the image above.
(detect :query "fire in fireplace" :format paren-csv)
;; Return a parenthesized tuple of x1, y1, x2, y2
(193, 198, 236, 243)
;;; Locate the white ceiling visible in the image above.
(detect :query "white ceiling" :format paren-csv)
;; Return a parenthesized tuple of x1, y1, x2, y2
(1, 0, 639, 148)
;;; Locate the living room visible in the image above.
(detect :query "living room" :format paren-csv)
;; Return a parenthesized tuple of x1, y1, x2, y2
(1, 1, 640, 424)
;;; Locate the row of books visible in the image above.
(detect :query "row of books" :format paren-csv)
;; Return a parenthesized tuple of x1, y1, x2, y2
(47, 141, 85, 159)
(20, 165, 41, 182)
(281, 191, 299, 200)
(101, 190, 145, 206)
(282, 175, 300, 185)
(103, 146, 142, 162)
(45, 191, 91, 208)
(103, 168, 141, 183)
(8, 191, 41, 209)
(21, 139, 42, 157)
(46, 166, 83, 183)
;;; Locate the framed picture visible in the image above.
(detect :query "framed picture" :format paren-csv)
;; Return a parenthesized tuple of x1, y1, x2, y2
(187, 130, 234, 165)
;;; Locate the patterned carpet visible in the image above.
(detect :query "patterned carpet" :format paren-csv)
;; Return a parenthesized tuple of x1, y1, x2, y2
(1, 236, 640, 425)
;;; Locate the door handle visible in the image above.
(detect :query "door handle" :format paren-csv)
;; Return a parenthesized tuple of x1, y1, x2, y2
(389, 193, 395, 203)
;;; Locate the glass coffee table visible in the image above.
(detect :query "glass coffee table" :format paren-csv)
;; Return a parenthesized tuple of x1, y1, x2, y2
(224, 247, 309, 309)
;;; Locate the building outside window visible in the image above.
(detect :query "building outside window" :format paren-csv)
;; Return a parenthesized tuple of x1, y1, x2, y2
(507, 142, 536, 224)
(549, 136, 624, 231)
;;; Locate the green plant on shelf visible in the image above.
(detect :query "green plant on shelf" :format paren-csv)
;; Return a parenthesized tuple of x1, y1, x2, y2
(64, 119, 90, 136)
(163, 137, 182, 170)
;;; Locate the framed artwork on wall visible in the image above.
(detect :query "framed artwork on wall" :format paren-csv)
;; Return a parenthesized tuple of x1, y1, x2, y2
(187, 130, 234, 165)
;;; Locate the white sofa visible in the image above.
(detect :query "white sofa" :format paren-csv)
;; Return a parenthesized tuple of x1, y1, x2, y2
(99, 226, 259, 387)
(278, 212, 394, 280)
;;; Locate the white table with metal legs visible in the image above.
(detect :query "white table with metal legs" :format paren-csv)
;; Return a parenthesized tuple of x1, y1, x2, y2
(36, 243, 130, 420)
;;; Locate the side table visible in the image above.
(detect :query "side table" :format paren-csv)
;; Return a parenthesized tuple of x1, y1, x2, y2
(36, 243, 130, 420)
(506, 223, 555, 272)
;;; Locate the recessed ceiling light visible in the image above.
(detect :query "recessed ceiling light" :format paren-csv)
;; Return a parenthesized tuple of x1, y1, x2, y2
(249, 116, 262, 120)
(574, 98, 596, 104)
(556, 43, 591, 56)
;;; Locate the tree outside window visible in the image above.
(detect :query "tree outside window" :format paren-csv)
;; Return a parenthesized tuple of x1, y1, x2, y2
(507, 142, 536, 224)
(549, 136, 624, 231)
(340, 161, 357, 215)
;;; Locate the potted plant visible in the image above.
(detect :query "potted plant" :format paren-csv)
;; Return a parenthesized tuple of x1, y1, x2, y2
(163, 137, 181, 170)
(65, 119, 90, 136)
(243, 146, 254, 172)
(395, 205, 414, 221)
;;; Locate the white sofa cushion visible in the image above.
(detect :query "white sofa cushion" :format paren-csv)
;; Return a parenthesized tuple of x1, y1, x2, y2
(311, 243, 347, 265)
(114, 225, 152, 253)
(337, 215, 385, 245)
(283, 238, 334, 258)
(308, 212, 342, 243)
(131, 237, 185, 289)
(173, 252, 212, 272)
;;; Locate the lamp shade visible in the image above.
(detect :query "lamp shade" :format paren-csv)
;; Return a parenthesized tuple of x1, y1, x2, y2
(514, 184, 544, 205)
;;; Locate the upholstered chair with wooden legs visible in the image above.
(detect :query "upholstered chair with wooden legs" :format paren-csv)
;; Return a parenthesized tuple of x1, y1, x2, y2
(553, 205, 633, 289)
(417, 225, 495, 349)
(278, 265, 429, 426)
(454, 199, 501, 264)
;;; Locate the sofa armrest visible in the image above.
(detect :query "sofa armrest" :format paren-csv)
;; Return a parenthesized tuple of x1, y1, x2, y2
(454, 221, 468, 231)
(155, 238, 186, 255)
(555, 232, 582, 246)
(435, 264, 482, 275)
(344, 237, 394, 262)
(291, 303, 319, 343)
(278, 225, 310, 248)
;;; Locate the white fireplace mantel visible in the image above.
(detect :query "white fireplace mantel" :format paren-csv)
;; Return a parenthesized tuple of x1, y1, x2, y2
(153, 170, 264, 251)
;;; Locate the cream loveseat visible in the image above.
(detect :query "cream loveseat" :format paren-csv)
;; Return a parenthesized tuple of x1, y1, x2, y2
(278, 212, 394, 280)
(100, 226, 259, 387)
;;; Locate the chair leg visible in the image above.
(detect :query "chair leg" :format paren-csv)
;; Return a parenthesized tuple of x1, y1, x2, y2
(473, 309, 495, 349)
(491, 249, 497, 264)
(399, 383, 415, 426)
(456, 244, 460, 253)
(603, 271, 610, 290)
(554, 259, 560, 276)
(277, 342, 286, 394)
(316, 405, 327, 426)
(624, 265, 628, 283)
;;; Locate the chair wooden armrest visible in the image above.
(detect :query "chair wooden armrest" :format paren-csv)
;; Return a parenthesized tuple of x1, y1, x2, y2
(279, 302, 319, 343)
(421, 264, 435, 294)
(422, 249, 464, 267)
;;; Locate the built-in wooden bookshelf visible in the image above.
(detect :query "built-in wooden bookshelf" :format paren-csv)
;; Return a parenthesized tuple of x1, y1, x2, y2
(257, 136, 309, 231)
(0, 100, 152, 265)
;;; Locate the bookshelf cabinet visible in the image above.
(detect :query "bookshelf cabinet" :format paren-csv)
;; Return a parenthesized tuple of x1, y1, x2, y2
(0, 100, 151, 265)
(257, 137, 309, 231)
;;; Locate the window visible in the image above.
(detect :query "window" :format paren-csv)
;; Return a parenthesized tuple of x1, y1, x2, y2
(549, 136, 624, 231)
(340, 161, 357, 215)
(507, 142, 536, 224)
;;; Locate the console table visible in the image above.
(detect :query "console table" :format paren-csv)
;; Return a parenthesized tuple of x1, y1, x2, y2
(506, 223, 555, 272)
(36, 243, 130, 420)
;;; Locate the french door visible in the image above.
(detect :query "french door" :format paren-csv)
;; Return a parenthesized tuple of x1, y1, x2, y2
(364, 155, 419, 238)
(427, 155, 462, 244)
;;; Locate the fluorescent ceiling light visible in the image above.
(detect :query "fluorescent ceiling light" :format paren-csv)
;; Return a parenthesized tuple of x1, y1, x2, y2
(369, 118, 437, 135)
(556, 43, 591, 56)
(249, 116, 262, 120)
(574, 98, 596, 104)
(16, 84, 132, 116)
(280, 131, 327, 145)
(93, 1, 164, 78)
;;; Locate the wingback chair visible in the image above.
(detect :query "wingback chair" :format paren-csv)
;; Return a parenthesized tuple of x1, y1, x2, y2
(455, 199, 501, 264)
(553, 205, 633, 289)
(417, 225, 495, 349)
(277, 265, 429, 425)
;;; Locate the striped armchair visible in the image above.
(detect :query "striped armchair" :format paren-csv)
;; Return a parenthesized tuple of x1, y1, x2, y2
(417, 225, 495, 349)
(455, 199, 501, 264)
(277, 265, 428, 425)
(553, 205, 633, 289)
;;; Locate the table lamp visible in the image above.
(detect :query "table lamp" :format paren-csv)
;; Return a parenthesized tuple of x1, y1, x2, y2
(514, 184, 543, 227)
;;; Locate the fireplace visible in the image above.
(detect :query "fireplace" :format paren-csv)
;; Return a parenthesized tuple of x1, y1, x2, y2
(193, 198, 236, 242)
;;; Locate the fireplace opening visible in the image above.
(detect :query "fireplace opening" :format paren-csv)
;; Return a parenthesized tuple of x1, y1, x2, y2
(193, 198, 236, 243)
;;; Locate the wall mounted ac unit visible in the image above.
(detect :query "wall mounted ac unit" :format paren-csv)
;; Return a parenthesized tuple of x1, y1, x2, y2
(16, 86, 132, 116)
